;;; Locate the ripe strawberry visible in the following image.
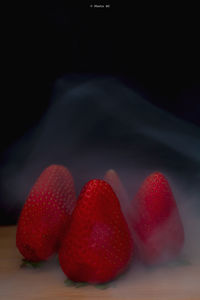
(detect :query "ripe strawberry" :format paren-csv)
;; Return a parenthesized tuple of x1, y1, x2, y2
(103, 169, 130, 205)
(129, 172, 184, 265)
(59, 179, 133, 284)
(16, 164, 76, 262)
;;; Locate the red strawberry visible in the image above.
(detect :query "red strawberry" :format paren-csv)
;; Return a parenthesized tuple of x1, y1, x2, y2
(59, 179, 133, 284)
(129, 172, 184, 265)
(16, 164, 76, 262)
(103, 169, 130, 205)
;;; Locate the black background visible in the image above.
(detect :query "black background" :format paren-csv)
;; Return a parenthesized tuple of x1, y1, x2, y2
(1, 1, 200, 226)
(1, 1, 200, 154)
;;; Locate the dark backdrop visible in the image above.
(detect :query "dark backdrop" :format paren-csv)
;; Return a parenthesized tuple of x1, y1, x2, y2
(2, 2, 200, 152)
(1, 2, 200, 225)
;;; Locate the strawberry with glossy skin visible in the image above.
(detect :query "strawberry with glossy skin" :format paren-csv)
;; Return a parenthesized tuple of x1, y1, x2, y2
(130, 172, 184, 265)
(59, 179, 133, 284)
(16, 164, 76, 262)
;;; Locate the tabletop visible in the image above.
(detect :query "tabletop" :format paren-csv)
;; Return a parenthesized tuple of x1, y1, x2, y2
(0, 226, 200, 300)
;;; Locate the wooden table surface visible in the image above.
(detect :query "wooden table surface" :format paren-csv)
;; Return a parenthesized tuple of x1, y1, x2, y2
(0, 226, 200, 300)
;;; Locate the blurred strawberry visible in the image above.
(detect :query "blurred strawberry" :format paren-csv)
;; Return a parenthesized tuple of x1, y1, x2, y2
(59, 179, 133, 284)
(16, 164, 76, 262)
(104, 169, 130, 205)
(130, 171, 184, 265)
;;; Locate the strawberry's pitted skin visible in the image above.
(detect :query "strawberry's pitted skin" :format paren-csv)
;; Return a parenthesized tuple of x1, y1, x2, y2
(16, 164, 76, 262)
(59, 179, 133, 284)
(130, 172, 184, 265)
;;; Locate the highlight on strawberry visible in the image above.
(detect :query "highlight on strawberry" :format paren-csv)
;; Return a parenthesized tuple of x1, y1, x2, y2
(129, 171, 184, 265)
(59, 179, 134, 284)
(16, 164, 76, 263)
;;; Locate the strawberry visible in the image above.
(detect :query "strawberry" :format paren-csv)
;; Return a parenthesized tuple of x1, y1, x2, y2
(16, 164, 76, 262)
(103, 169, 130, 205)
(59, 179, 133, 284)
(129, 171, 184, 265)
